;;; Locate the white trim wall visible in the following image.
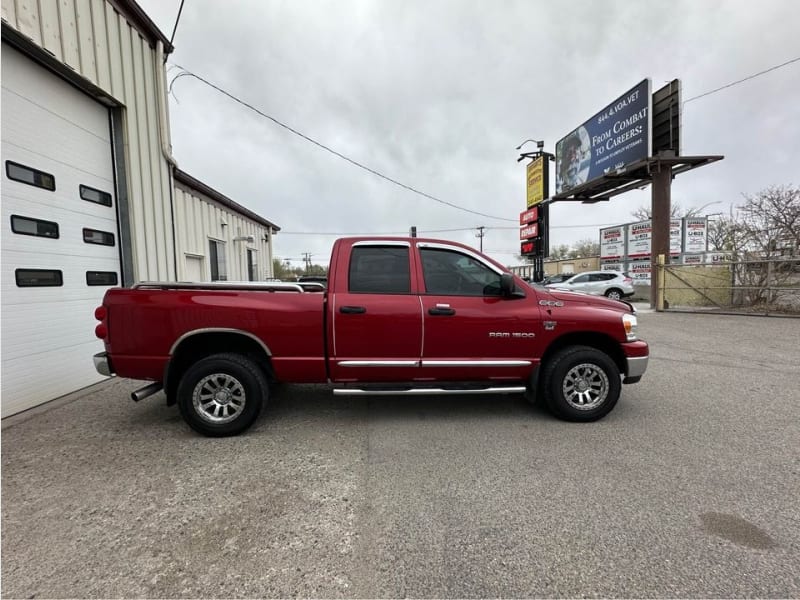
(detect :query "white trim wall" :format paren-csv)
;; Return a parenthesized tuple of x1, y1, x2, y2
(173, 181, 275, 282)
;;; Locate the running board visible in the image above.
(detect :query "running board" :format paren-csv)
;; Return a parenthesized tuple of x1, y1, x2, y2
(332, 386, 526, 396)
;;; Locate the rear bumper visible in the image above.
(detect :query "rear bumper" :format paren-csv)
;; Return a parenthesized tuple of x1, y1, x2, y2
(621, 340, 649, 383)
(93, 352, 113, 377)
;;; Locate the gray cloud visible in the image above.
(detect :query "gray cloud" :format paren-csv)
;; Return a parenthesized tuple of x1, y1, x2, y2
(140, 0, 800, 266)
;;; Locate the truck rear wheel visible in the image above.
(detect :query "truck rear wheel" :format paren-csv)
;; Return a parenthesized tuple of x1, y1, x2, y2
(542, 346, 620, 421)
(177, 353, 267, 437)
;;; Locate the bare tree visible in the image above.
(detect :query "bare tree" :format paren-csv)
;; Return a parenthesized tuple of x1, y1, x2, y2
(713, 185, 800, 306)
(547, 244, 572, 260)
(631, 201, 688, 221)
(738, 185, 800, 257)
(568, 238, 600, 258)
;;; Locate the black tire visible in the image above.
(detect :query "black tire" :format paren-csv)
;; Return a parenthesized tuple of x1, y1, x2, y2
(177, 353, 267, 437)
(605, 288, 623, 300)
(541, 345, 621, 421)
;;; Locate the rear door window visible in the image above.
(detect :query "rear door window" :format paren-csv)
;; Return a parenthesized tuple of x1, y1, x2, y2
(348, 246, 410, 294)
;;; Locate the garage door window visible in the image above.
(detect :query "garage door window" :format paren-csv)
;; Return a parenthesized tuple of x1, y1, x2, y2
(15, 269, 63, 287)
(83, 228, 115, 246)
(79, 184, 112, 207)
(86, 271, 118, 286)
(10, 215, 59, 239)
(5, 161, 55, 191)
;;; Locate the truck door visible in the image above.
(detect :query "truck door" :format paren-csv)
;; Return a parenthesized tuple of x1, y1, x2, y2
(416, 243, 541, 382)
(329, 242, 423, 382)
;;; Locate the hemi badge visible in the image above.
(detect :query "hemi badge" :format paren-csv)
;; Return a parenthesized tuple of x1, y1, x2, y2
(539, 300, 564, 307)
(543, 321, 557, 331)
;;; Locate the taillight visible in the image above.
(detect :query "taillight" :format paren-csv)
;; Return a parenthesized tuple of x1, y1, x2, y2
(95, 305, 108, 339)
(623, 277, 632, 284)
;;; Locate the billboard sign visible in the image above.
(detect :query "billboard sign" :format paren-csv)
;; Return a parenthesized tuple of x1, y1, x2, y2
(684, 217, 708, 253)
(670, 219, 682, 255)
(600, 226, 625, 260)
(600, 261, 623, 272)
(526, 156, 547, 207)
(629, 260, 652, 284)
(627, 220, 652, 258)
(555, 79, 651, 195)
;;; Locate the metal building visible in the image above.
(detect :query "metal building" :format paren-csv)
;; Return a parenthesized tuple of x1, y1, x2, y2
(1, 0, 278, 417)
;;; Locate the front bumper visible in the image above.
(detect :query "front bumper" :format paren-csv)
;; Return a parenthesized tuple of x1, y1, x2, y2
(621, 340, 649, 384)
(93, 352, 113, 377)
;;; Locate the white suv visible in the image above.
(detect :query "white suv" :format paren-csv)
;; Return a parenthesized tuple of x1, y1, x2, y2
(545, 270, 635, 300)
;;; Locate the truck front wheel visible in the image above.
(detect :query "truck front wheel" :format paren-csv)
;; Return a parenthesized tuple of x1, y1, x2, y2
(542, 346, 621, 421)
(177, 353, 267, 436)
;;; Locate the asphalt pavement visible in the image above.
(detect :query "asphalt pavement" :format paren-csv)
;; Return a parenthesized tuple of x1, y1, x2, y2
(2, 312, 799, 598)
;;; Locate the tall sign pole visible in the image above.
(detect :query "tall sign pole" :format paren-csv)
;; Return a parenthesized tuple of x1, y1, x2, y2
(650, 154, 672, 306)
(517, 146, 551, 281)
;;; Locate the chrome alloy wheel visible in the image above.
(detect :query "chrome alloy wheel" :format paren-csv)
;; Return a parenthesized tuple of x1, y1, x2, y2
(562, 363, 610, 410)
(192, 373, 246, 424)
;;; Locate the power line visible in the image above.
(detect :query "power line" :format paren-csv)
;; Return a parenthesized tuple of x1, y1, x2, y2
(276, 222, 622, 235)
(168, 63, 516, 223)
(683, 55, 800, 104)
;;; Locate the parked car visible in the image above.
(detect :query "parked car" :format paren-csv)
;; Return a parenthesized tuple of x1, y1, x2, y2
(546, 270, 634, 300)
(542, 273, 572, 286)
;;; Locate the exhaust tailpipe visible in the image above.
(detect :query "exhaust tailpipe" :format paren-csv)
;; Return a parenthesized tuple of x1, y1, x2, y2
(131, 382, 163, 402)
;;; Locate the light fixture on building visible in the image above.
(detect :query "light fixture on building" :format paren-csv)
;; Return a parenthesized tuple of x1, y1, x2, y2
(233, 235, 255, 243)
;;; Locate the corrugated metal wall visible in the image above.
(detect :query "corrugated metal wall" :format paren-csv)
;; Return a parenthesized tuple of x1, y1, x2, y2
(2, 0, 175, 281)
(174, 184, 274, 282)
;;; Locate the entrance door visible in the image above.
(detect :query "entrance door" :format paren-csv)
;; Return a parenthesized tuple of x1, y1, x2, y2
(185, 255, 204, 281)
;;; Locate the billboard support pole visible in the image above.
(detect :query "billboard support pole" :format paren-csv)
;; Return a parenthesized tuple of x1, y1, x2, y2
(650, 155, 672, 308)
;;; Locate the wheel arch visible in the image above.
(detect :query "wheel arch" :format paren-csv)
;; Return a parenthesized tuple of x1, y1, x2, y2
(165, 329, 273, 405)
(539, 332, 625, 387)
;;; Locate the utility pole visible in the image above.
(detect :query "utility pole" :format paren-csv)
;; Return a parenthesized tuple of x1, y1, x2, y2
(302, 252, 312, 274)
(476, 226, 486, 252)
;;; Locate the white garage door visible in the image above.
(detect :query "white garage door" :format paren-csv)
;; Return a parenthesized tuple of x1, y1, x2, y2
(1, 44, 120, 417)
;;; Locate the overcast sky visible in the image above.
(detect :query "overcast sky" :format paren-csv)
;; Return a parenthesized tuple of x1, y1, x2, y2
(137, 0, 800, 268)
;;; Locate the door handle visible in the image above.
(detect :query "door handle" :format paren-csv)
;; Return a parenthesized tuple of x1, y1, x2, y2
(340, 305, 366, 314)
(428, 307, 456, 316)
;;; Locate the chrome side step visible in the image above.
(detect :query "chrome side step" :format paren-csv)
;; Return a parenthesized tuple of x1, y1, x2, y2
(332, 386, 526, 396)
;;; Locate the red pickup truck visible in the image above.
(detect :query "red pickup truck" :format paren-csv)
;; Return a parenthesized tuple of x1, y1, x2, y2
(93, 237, 648, 436)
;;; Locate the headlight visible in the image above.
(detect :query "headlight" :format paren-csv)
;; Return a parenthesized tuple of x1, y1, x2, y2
(622, 313, 637, 342)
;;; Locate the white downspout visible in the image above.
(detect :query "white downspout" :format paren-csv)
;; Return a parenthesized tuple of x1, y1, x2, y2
(155, 41, 179, 280)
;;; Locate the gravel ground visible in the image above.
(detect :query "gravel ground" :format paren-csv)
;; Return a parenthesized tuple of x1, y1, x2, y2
(2, 311, 799, 598)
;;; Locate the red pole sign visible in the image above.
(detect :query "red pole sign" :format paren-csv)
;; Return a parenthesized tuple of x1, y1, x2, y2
(519, 207, 539, 225)
(520, 223, 539, 239)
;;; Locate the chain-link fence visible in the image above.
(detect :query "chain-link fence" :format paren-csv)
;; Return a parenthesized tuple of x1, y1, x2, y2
(657, 257, 800, 316)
